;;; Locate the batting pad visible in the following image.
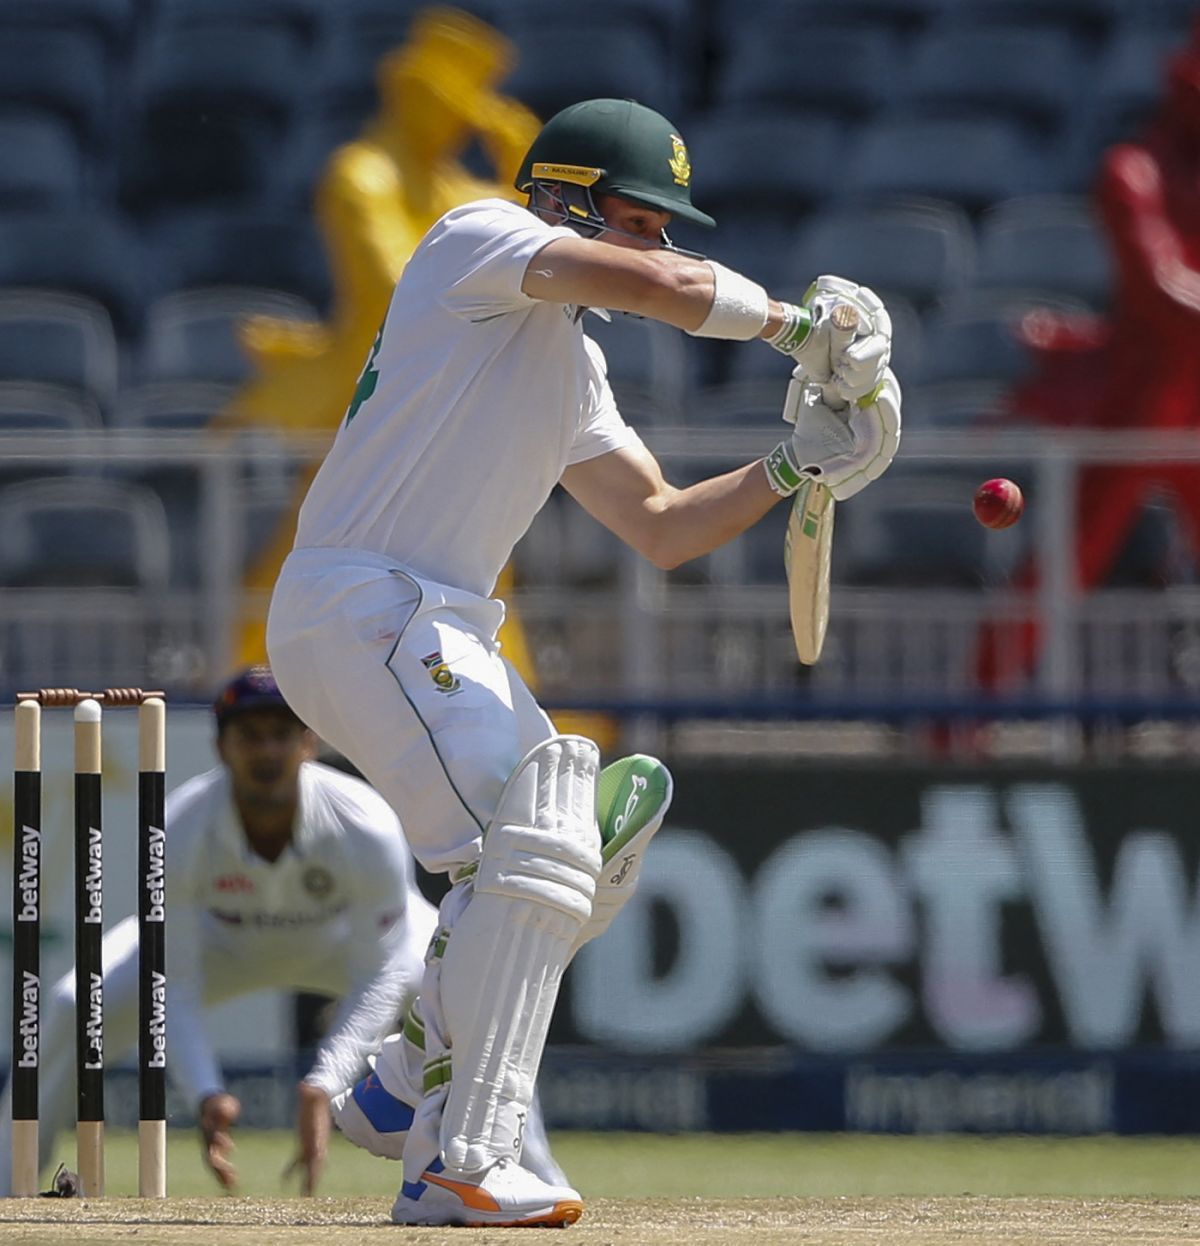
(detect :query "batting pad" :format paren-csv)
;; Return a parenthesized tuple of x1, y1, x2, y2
(439, 735, 601, 1174)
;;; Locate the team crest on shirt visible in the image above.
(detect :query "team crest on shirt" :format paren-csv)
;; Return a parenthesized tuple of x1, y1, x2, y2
(421, 650, 462, 696)
(302, 865, 335, 899)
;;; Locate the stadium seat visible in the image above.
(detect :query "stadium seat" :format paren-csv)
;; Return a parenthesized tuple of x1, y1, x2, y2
(276, 115, 364, 209)
(0, 214, 144, 338)
(716, 24, 896, 116)
(141, 289, 321, 385)
(841, 113, 1048, 211)
(121, 27, 304, 215)
(0, 29, 109, 147)
(499, 0, 691, 54)
(714, 0, 942, 41)
(112, 382, 234, 430)
(582, 312, 691, 423)
(0, 292, 119, 408)
(153, 0, 329, 48)
(914, 296, 1046, 387)
(331, 0, 499, 50)
(151, 210, 332, 311)
(503, 26, 679, 121)
(900, 27, 1082, 135)
(512, 485, 623, 589)
(975, 195, 1113, 310)
(787, 201, 975, 311)
(902, 381, 1013, 430)
(936, 0, 1123, 43)
(0, 381, 104, 431)
(0, 0, 134, 58)
(685, 113, 849, 226)
(0, 477, 171, 589)
(0, 114, 84, 211)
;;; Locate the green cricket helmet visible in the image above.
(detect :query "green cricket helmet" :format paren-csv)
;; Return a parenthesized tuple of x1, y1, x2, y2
(515, 98, 716, 239)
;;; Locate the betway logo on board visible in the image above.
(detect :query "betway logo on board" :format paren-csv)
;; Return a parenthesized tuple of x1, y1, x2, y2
(571, 782, 1200, 1053)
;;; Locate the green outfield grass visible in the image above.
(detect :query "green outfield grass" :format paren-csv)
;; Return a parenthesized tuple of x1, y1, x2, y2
(83, 1129, 1200, 1200)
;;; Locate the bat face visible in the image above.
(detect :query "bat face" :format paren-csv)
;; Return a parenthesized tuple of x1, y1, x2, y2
(785, 478, 834, 665)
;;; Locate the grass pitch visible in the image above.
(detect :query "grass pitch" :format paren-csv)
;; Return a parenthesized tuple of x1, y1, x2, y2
(2, 1131, 1198, 1244)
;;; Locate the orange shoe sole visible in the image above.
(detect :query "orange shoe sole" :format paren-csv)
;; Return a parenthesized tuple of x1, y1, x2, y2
(463, 1199, 584, 1228)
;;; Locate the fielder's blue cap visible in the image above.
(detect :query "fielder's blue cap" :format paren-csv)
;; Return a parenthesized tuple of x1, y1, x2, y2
(213, 665, 296, 727)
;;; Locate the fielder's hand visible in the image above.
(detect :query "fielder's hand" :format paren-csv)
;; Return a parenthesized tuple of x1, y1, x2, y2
(764, 366, 902, 501)
(199, 1091, 241, 1191)
(767, 275, 892, 403)
(284, 1081, 332, 1196)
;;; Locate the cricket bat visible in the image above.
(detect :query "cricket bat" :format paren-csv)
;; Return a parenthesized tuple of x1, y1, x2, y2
(783, 302, 859, 664)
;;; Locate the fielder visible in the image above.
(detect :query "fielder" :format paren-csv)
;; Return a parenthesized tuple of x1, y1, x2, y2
(1, 667, 455, 1195)
(266, 97, 900, 1227)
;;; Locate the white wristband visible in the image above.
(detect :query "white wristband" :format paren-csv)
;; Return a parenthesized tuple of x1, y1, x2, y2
(688, 260, 770, 340)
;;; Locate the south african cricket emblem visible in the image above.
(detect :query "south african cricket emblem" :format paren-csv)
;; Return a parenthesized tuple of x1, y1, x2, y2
(421, 650, 462, 696)
(668, 134, 691, 186)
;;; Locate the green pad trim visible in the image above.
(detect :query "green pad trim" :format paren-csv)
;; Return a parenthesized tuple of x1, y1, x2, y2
(596, 754, 672, 864)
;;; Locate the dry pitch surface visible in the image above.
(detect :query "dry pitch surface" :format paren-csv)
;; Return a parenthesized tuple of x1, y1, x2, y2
(3, 1133, 1199, 1245)
(4, 1195, 1200, 1245)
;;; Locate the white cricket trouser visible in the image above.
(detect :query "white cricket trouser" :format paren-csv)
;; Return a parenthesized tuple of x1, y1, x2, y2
(266, 548, 556, 875)
(0, 908, 432, 1194)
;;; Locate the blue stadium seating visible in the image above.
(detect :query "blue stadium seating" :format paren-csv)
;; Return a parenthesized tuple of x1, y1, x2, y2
(112, 381, 232, 430)
(716, 0, 942, 40)
(900, 27, 1082, 135)
(0, 30, 109, 147)
(685, 113, 850, 225)
(500, 0, 692, 56)
(716, 24, 897, 116)
(0, 382, 104, 431)
(153, 0, 330, 48)
(502, 26, 679, 121)
(842, 113, 1049, 211)
(151, 209, 332, 311)
(914, 295, 1046, 387)
(583, 312, 692, 423)
(787, 201, 975, 311)
(141, 289, 319, 386)
(0, 0, 134, 58)
(0, 214, 144, 336)
(330, 0, 500, 51)
(975, 195, 1113, 310)
(0, 292, 120, 408)
(936, 0, 1124, 43)
(0, 476, 171, 588)
(0, 115, 84, 211)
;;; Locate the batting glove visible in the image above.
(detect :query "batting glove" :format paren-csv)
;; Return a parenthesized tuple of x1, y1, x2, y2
(767, 275, 893, 404)
(764, 366, 902, 502)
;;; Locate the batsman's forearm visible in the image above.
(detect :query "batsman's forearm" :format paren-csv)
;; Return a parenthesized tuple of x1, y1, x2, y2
(643, 460, 781, 570)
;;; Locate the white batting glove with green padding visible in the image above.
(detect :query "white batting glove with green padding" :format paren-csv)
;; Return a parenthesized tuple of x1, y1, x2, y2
(764, 365, 902, 502)
(767, 274, 893, 404)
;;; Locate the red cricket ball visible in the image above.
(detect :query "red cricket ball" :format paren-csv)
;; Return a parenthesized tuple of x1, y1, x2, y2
(973, 477, 1024, 529)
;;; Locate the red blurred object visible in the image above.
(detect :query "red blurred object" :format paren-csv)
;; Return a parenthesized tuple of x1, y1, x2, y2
(981, 18, 1200, 690)
(973, 478, 1024, 529)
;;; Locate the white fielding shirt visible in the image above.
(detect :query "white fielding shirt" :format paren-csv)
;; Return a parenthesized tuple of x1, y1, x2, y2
(165, 760, 434, 1102)
(292, 198, 641, 598)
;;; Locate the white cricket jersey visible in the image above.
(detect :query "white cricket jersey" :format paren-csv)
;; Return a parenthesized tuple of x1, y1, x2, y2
(292, 197, 641, 598)
(165, 760, 435, 1101)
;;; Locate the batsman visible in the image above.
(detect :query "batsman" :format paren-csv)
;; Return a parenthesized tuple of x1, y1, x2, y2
(267, 97, 901, 1227)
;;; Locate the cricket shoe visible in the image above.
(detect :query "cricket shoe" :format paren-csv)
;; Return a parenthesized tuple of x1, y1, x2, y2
(330, 1070, 413, 1160)
(390, 1156, 583, 1227)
